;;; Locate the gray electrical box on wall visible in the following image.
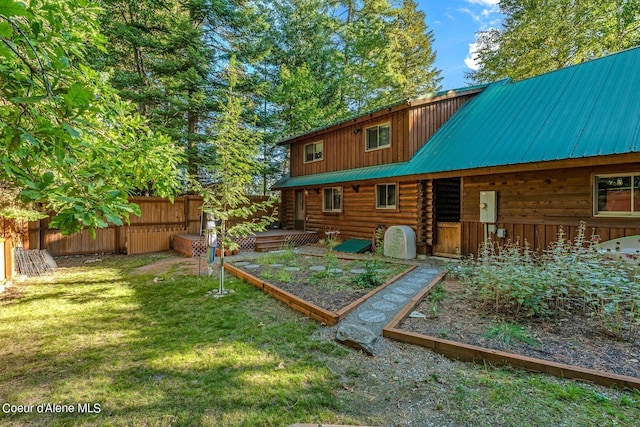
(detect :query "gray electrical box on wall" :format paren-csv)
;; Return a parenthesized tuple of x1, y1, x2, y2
(479, 191, 497, 223)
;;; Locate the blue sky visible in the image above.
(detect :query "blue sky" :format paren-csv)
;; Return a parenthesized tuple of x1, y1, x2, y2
(415, 0, 503, 89)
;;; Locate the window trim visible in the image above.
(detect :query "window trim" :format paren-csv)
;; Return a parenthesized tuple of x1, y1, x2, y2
(322, 186, 343, 213)
(375, 183, 398, 210)
(593, 172, 640, 217)
(365, 122, 391, 152)
(303, 141, 324, 164)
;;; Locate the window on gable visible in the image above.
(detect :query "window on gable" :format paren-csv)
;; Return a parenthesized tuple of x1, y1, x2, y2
(594, 174, 640, 216)
(365, 123, 391, 151)
(376, 183, 397, 209)
(323, 187, 342, 212)
(304, 141, 323, 163)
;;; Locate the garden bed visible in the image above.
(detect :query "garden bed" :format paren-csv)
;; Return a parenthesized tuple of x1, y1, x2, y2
(387, 277, 640, 389)
(226, 250, 414, 325)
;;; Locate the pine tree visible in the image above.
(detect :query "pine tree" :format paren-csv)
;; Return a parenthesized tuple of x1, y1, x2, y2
(96, 0, 254, 177)
(387, 0, 442, 98)
(194, 57, 277, 294)
(467, 0, 640, 83)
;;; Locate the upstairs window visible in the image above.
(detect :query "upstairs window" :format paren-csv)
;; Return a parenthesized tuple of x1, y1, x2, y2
(323, 187, 342, 212)
(365, 123, 391, 151)
(376, 183, 397, 209)
(595, 174, 640, 216)
(304, 141, 323, 163)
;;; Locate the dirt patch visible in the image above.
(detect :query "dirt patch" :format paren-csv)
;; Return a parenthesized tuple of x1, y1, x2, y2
(400, 278, 640, 379)
(131, 255, 203, 276)
(230, 255, 410, 312)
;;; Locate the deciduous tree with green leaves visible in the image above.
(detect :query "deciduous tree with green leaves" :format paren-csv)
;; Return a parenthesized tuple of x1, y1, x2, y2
(0, 0, 182, 238)
(467, 0, 640, 83)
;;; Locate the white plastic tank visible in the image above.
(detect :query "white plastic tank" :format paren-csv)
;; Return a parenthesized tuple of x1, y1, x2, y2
(383, 225, 416, 259)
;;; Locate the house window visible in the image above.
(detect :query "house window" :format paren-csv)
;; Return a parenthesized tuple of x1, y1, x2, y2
(304, 141, 323, 163)
(594, 174, 640, 215)
(365, 123, 390, 151)
(376, 183, 397, 209)
(323, 187, 342, 212)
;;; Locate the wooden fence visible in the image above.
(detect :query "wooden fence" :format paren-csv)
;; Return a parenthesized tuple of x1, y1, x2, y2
(1, 238, 12, 280)
(28, 196, 278, 256)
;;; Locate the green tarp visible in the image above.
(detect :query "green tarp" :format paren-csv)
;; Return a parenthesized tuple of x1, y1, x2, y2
(333, 238, 372, 254)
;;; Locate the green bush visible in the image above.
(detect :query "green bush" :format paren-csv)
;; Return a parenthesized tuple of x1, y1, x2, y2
(355, 261, 383, 289)
(453, 222, 640, 341)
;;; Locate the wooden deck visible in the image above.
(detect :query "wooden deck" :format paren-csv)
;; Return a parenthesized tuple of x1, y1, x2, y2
(173, 230, 319, 257)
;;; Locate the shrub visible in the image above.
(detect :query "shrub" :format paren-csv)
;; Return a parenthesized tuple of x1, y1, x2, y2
(455, 222, 640, 341)
(355, 261, 383, 289)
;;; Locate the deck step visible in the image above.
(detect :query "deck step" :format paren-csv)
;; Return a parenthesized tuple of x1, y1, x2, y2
(254, 236, 292, 252)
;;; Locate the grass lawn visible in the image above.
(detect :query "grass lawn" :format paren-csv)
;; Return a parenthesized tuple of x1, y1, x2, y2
(1, 253, 639, 426)
(0, 255, 351, 427)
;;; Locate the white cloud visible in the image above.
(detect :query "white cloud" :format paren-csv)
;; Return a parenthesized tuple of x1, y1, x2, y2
(465, 0, 499, 6)
(460, 0, 501, 30)
(464, 42, 481, 70)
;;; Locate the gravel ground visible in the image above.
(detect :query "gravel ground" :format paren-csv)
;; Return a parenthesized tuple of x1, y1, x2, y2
(313, 326, 462, 427)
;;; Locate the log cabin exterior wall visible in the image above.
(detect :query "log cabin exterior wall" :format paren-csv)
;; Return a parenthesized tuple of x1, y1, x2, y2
(281, 181, 420, 243)
(460, 162, 640, 255)
(280, 189, 295, 230)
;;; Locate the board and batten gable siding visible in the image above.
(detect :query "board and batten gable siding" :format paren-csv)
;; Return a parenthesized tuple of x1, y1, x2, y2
(288, 93, 479, 178)
(460, 162, 640, 255)
(281, 181, 420, 242)
(289, 112, 408, 177)
(408, 92, 478, 159)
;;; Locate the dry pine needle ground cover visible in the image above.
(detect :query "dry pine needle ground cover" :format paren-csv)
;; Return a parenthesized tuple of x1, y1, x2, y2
(401, 278, 640, 379)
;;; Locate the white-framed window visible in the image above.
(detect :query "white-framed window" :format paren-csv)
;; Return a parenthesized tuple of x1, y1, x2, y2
(304, 141, 323, 163)
(365, 123, 391, 151)
(376, 183, 397, 209)
(594, 173, 640, 216)
(323, 187, 342, 212)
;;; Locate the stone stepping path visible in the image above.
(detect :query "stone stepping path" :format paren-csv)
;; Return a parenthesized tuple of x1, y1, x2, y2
(371, 301, 397, 311)
(335, 265, 443, 355)
(234, 262, 251, 267)
(383, 293, 407, 303)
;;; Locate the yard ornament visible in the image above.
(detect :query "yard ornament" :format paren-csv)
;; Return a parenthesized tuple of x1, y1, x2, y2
(205, 216, 218, 276)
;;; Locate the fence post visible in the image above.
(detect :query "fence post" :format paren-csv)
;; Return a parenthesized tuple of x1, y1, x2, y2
(184, 196, 189, 232)
(114, 226, 120, 254)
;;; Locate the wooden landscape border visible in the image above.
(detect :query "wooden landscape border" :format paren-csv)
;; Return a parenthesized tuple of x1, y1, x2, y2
(224, 262, 416, 326)
(382, 272, 640, 391)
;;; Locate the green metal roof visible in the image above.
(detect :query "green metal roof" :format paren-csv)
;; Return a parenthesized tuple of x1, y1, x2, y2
(410, 46, 640, 174)
(272, 162, 411, 189)
(274, 46, 640, 190)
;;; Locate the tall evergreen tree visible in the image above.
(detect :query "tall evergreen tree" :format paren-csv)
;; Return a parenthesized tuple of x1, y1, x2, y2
(467, 0, 640, 83)
(194, 57, 276, 292)
(387, 0, 442, 98)
(96, 0, 259, 177)
(262, 0, 442, 135)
